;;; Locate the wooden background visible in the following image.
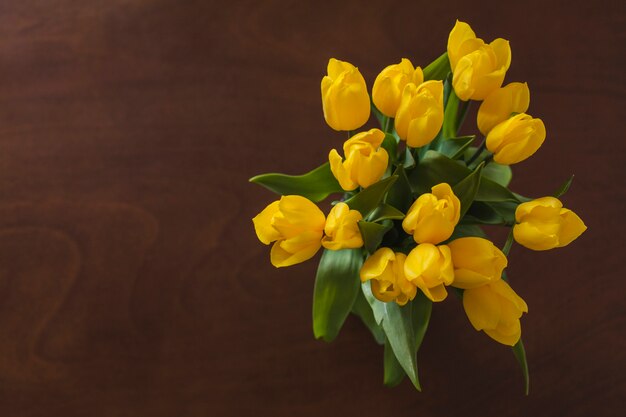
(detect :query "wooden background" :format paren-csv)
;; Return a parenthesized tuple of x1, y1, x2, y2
(0, 0, 623, 415)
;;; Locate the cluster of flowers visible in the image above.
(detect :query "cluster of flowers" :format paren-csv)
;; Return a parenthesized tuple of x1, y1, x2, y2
(251, 20, 586, 388)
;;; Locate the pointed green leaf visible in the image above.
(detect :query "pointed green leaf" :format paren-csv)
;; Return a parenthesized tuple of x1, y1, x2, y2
(423, 52, 451, 81)
(452, 162, 483, 218)
(351, 288, 385, 345)
(442, 89, 460, 139)
(384, 338, 406, 386)
(250, 162, 342, 202)
(463, 201, 505, 225)
(385, 165, 413, 213)
(512, 338, 530, 395)
(402, 147, 416, 168)
(362, 281, 385, 325)
(482, 162, 513, 187)
(344, 175, 398, 216)
(439, 136, 476, 159)
(358, 221, 393, 254)
(380, 302, 421, 390)
(409, 150, 521, 202)
(411, 292, 432, 353)
(368, 204, 405, 223)
(449, 224, 487, 241)
(381, 133, 398, 164)
(313, 249, 363, 342)
(553, 175, 574, 198)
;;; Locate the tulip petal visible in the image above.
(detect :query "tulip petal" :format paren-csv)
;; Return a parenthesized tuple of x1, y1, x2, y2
(463, 285, 502, 330)
(270, 234, 322, 268)
(447, 20, 477, 70)
(252, 201, 282, 244)
(557, 209, 587, 247)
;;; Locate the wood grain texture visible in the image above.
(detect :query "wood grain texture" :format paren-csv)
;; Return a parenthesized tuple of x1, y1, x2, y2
(0, 0, 623, 415)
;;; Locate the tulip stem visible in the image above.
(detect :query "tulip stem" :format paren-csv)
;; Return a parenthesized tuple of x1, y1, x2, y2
(384, 117, 393, 133)
(502, 228, 515, 256)
(466, 140, 486, 166)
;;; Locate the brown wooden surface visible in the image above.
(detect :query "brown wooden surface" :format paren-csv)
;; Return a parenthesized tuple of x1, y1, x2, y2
(0, 1, 623, 416)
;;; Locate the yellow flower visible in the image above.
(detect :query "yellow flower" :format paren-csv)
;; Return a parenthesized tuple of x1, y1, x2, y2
(372, 58, 424, 117)
(321, 58, 371, 131)
(463, 279, 528, 346)
(448, 237, 507, 289)
(447, 20, 511, 101)
(402, 183, 460, 244)
(252, 195, 326, 268)
(360, 248, 416, 306)
(321, 202, 364, 250)
(394, 80, 444, 147)
(486, 113, 546, 165)
(477, 82, 530, 135)
(329, 128, 389, 191)
(404, 243, 454, 302)
(513, 197, 587, 251)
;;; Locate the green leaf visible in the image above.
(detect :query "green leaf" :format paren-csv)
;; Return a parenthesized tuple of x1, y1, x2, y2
(361, 282, 385, 325)
(452, 162, 483, 218)
(449, 224, 487, 241)
(385, 165, 413, 213)
(411, 292, 432, 353)
(439, 136, 476, 160)
(442, 89, 460, 139)
(371, 101, 385, 127)
(344, 175, 398, 216)
(408, 150, 521, 202)
(482, 162, 513, 187)
(381, 133, 398, 164)
(463, 201, 505, 225)
(423, 52, 451, 81)
(553, 175, 574, 198)
(384, 338, 406, 386)
(358, 221, 393, 254)
(512, 338, 530, 395)
(402, 147, 416, 169)
(351, 288, 385, 345)
(250, 162, 342, 202)
(368, 204, 405, 223)
(313, 249, 363, 342)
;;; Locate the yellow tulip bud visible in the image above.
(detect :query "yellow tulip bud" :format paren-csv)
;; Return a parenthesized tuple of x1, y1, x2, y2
(321, 202, 364, 250)
(463, 279, 528, 346)
(448, 237, 508, 289)
(513, 197, 587, 251)
(447, 20, 511, 101)
(486, 113, 546, 165)
(477, 82, 530, 135)
(402, 183, 461, 244)
(321, 58, 371, 131)
(329, 128, 389, 191)
(372, 58, 424, 117)
(404, 243, 454, 302)
(360, 248, 416, 306)
(394, 80, 444, 147)
(252, 195, 326, 268)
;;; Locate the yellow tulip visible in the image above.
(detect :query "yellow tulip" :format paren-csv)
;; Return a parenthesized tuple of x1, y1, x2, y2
(372, 58, 424, 117)
(394, 80, 444, 147)
(402, 183, 460, 244)
(477, 82, 530, 135)
(448, 237, 507, 289)
(360, 248, 416, 306)
(463, 279, 528, 346)
(513, 197, 587, 251)
(321, 202, 364, 250)
(321, 58, 371, 131)
(404, 243, 454, 302)
(329, 128, 389, 191)
(447, 20, 511, 101)
(486, 113, 546, 165)
(252, 195, 326, 268)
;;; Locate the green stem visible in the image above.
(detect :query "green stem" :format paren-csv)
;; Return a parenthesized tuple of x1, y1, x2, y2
(466, 139, 486, 165)
(502, 228, 515, 256)
(348, 130, 355, 139)
(384, 117, 393, 133)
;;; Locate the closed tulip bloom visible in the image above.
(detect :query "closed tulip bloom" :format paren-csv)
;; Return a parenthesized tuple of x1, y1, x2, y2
(513, 197, 587, 251)
(404, 243, 454, 302)
(321, 202, 363, 250)
(402, 183, 460, 244)
(252, 195, 326, 268)
(372, 58, 424, 117)
(321, 58, 371, 131)
(448, 237, 508, 289)
(477, 82, 530, 135)
(394, 80, 444, 147)
(447, 20, 511, 101)
(329, 128, 389, 191)
(360, 248, 416, 306)
(486, 113, 546, 165)
(463, 279, 528, 346)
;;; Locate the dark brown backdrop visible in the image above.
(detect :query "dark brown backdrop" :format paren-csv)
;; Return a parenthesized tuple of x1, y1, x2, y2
(0, 1, 623, 416)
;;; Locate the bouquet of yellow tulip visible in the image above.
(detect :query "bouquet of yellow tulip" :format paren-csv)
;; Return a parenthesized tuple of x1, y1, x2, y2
(250, 20, 586, 393)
